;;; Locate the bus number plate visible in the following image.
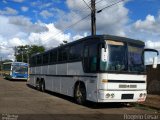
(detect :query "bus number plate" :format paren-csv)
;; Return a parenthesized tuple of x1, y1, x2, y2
(121, 94, 133, 99)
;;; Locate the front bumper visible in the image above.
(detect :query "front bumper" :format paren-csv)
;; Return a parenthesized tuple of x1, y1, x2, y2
(98, 90, 147, 103)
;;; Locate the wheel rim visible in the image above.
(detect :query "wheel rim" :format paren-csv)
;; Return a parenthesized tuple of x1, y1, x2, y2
(41, 82, 45, 91)
(36, 81, 40, 90)
(75, 85, 85, 104)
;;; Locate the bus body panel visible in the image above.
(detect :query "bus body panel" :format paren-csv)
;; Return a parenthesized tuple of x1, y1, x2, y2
(29, 62, 98, 102)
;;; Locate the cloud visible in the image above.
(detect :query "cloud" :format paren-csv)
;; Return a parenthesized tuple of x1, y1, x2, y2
(0, 7, 18, 15)
(55, 0, 128, 36)
(145, 40, 160, 50)
(21, 6, 28, 12)
(134, 14, 160, 35)
(0, 15, 72, 60)
(40, 10, 53, 19)
(28, 24, 71, 49)
(31, 1, 53, 10)
(8, 16, 49, 33)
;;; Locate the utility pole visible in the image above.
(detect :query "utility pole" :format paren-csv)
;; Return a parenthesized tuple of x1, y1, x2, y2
(0, 57, 2, 76)
(14, 46, 17, 62)
(91, 0, 96, 36)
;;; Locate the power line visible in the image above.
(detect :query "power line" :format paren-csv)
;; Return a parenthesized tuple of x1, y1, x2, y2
(49, 0, 126, 39)
(61, 14, 90, 31)
(96, 0, 104, 4)
(97, 0, 125, 13)
(82, 0, 92, 10)
(51, 14, 90, 38)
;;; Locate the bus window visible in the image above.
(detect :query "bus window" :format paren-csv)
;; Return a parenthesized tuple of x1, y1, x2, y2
(43, 53, 49, 64)
(37, 55, 42, 65)
(83, 44, 98, 72)
(49, 50, 57, 63)
(58, 48, 63, 62)
(30, 56, 36, 66)
(69, 44, 82, 61)
(63, 47, 69, 61)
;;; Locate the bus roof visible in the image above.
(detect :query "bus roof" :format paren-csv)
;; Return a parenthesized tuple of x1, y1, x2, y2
(31, 35, 144, 57)
(3, 62, 28, 65)
(62, 35, 145, 47)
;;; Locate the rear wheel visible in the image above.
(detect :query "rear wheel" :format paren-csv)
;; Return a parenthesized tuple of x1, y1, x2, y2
(74, 84, 86, 105)
(40, 80, 45, 92)
(36, 79, 41, 91)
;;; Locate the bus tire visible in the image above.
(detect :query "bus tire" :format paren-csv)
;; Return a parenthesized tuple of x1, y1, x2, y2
(40, 80, 45, 92)
(74, 83, 86, 105)
(36, 79, 41, 91)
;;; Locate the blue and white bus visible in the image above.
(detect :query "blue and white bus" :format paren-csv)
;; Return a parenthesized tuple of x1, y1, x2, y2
(2, 62, 29, 80)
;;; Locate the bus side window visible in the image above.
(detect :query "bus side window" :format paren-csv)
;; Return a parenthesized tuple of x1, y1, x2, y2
(89, 44, 97, 72)
(83, 44, 97, 73)
(69, 44, 82, 61)
(37, 55, 42, 65)
(49, 50, 57, 64)
(31, 56, 36, 66)
(43, 53, 49, 64)
(83, 46, 89, 72)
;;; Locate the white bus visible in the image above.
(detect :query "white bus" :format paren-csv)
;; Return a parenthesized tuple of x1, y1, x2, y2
(28, 35, 159, 104)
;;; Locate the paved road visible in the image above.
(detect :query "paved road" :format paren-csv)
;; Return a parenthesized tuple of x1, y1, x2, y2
(0, 77, 159, 120)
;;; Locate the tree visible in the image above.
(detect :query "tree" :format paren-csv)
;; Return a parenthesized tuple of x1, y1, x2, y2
(15, 45, 45, 63)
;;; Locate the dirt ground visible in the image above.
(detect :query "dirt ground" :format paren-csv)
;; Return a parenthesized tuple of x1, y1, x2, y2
(0, 77, 159, 120)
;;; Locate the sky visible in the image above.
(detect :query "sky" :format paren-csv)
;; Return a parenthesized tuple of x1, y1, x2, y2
(0, 0, 160, 64)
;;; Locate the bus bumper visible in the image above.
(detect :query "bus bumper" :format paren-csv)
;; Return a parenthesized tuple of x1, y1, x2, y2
(97, 90, 147, 103)
(11, 77, 28, 80)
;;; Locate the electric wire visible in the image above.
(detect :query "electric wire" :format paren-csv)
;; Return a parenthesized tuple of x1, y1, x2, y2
(97, 0, 125, 13)
(82, 0, 92, 10)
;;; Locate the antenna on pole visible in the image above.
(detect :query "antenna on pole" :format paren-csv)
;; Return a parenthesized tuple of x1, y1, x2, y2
(91, 0, 96, 36)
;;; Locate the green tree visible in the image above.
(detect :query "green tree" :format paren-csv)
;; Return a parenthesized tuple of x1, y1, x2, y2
(15, 45, 45, 63)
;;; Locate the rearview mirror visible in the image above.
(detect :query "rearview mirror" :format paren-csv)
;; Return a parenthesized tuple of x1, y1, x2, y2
(101, 48, 108, 62)
(153, 56, 158, 69)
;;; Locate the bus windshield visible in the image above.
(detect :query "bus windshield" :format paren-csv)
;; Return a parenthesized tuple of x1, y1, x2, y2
(12, 65, 28, 73)
(100, 40, 145, 73)
(128, 45, 145, 72)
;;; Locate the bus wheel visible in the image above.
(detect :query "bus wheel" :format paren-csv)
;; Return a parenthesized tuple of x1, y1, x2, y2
(41, 80, 45, 92)
(74, 84, 86, 105)
(36, 80, 41, 91)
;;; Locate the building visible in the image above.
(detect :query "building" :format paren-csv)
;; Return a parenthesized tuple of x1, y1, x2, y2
(147, 64, 160, 95)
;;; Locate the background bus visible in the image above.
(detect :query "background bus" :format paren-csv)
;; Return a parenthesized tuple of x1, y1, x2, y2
(2, 62, 29, 80)
(28, 35, 159, 104)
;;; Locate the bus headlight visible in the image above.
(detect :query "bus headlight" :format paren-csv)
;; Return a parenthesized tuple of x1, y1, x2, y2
(139, 93, 143, 97)
(106, 93, 110, 98)
(111, 93, 115, 98)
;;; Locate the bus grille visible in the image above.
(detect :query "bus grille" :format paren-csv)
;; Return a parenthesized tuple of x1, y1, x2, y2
(119, 84, 137, 88)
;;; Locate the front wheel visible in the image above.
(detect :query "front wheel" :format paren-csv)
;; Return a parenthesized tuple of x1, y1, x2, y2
(74, 84, 86, 105)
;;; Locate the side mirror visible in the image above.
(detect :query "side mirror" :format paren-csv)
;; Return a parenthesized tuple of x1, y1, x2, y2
(153, 56, 158, 69)
(101, 48, 108, 62)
